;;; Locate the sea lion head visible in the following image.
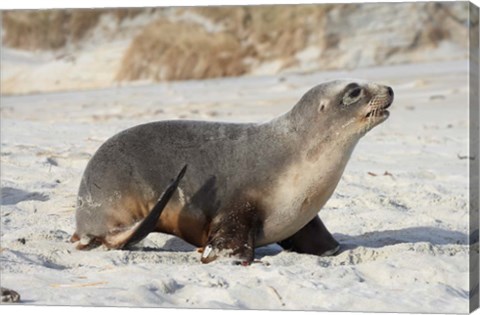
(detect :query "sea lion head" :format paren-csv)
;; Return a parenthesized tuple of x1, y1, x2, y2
(289, 80, 394, 142)
(338, 80, 394, 135)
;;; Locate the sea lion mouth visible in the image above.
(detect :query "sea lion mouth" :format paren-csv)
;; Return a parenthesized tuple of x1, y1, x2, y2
(365, 106, 390, 118)
(364, 97, 392, 119)
(360, 95, 393, 131)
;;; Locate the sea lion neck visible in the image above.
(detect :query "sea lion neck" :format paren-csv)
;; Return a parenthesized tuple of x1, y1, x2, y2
(264, 107, 360, 156)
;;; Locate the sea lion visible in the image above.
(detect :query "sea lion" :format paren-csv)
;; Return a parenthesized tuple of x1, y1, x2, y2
(71, 80, 394, 264)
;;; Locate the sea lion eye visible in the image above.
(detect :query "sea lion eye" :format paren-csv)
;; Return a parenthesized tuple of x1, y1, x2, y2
(343, 85, 362, 106)
(349, 88, 361, 98)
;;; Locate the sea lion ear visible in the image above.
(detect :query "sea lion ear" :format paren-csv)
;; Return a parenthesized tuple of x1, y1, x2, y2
(317, 100, 329, 113)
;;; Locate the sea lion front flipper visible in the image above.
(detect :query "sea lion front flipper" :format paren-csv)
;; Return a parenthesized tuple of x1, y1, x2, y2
(107, 165, 188, 249)
(201, 202, 259, 264)
(277, 215, 340, 257)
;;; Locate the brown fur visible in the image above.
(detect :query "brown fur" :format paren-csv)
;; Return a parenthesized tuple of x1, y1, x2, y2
(106, 196, 153, 231)
(155, 204, 210, 247)
(73, 199, 211, 249)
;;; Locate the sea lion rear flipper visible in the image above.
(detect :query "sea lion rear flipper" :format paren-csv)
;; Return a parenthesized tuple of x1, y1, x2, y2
(277, 215, 340, 256)
(118, 164, 188, 249)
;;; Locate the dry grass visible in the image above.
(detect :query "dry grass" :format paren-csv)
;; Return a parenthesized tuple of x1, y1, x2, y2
(116, 19, 247, 81)
(117, 5, 330, 82)
(193, 5, 329, 61)
(113, 8, 149, 21)
(2, 10, 70, 50)
(3, 5, 331, 81)
(69, 10, 104, 42)
(2, 8, 148, 50)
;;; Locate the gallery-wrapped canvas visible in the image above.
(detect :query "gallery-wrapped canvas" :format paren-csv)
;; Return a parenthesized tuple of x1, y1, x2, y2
(0, 1, 479, 314)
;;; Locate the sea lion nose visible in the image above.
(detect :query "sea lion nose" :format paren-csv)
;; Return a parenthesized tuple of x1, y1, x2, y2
(386, 86, 394, 98)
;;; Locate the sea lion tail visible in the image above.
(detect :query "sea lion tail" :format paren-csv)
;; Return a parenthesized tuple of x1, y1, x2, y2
(121, 164, 188, 248)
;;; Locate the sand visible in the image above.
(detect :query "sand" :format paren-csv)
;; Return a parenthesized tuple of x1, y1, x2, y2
(0, 59, 473, 313)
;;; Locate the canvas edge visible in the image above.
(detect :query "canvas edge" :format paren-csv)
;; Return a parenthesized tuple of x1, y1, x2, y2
(469, 1, 480, 313)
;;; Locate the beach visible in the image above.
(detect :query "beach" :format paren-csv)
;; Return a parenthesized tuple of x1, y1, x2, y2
(0, 57, 472, 312)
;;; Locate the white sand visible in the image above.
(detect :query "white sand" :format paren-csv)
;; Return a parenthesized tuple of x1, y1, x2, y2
(0, 60, 472, 312)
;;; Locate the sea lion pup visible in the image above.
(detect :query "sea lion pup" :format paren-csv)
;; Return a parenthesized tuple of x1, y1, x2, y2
(71, 80, 394, 264)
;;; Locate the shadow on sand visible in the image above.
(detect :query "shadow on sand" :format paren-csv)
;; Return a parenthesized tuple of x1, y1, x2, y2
(333, 226, 470, 251)
(0, 187, 49, 205)
(129, 226, 471, 260)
